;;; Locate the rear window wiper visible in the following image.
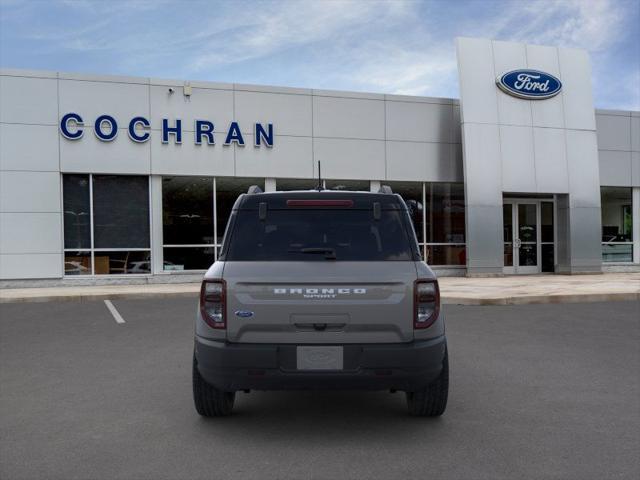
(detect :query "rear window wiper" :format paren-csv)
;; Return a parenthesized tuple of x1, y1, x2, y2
(288, 247, 337, 260)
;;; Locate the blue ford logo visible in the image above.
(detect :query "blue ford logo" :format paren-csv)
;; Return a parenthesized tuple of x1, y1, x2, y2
(496, 69, 562, 99)
(235, 310, 254, 318)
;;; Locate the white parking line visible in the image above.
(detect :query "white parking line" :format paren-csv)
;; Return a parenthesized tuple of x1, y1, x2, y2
(104, 300, 125, 324)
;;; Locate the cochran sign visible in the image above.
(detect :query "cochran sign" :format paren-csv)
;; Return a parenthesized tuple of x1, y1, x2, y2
(496, 69, 562, 100)
(59, 113, 274, 147)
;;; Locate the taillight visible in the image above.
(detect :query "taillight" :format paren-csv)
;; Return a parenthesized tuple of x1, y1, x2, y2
(414, 280, 440, 329)
(200, 279, 226, 329)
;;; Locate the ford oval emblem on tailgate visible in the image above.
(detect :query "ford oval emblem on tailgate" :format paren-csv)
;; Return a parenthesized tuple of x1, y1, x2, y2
(235, 310, 254, 318)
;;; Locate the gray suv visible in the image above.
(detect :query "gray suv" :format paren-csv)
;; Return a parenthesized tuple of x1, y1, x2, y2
(193, 187, 448, 417)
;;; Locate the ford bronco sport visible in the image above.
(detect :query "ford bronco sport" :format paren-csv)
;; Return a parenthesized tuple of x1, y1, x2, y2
(193, 186, 448, 416)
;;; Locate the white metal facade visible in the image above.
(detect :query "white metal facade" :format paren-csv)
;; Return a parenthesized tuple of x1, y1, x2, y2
(0, 37, 639, 283)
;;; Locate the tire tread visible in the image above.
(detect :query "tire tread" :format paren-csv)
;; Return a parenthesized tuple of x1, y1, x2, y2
(406, 348, 449, 417)
(192, 355, 235, 417)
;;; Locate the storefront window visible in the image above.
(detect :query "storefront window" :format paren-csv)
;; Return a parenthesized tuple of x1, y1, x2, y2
(64, 251, 91, 276)
(387, 182, 424, 245)
(62, 174, 151, 275)
(276, 178, 319, 191)
(63, 175, 91, 250)
(601, 187, 633, 262)
(425, 183, 465, 265)
(93, 175, 149, 249)
(426, 183, 465, 244)
(162, 177, 214, 271)
(325, 179, 370, 191)
(541, 202, 555, 272)
(387, 181, 465, 266)
(216, 177, 264, 246)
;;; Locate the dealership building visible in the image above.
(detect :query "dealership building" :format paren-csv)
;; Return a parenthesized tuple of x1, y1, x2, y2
(0, 37, 639, 284)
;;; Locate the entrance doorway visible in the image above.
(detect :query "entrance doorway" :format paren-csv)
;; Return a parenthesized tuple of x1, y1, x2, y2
(503, 199, 555, 274)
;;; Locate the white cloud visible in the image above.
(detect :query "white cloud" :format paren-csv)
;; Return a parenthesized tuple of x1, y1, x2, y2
(339, 47, 458, 97)
(188, 0, 413, 72)
(1, 0, 636, 108)
(490, 0, 626, 51)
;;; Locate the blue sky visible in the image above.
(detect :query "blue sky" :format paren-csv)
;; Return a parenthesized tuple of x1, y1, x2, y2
(1, 0, 638, 109)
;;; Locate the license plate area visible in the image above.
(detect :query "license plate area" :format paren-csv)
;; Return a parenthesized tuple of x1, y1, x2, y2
(296, 346, 344, 371)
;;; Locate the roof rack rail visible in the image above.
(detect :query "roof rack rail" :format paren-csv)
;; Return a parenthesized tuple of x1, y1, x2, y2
(378, 185, 393, 194)
(247, 185, 263, 194)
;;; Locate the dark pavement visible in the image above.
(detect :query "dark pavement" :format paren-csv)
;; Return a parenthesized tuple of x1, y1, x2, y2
(1, 299, 638, 480)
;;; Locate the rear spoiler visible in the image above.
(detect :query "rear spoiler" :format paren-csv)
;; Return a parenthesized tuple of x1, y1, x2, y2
(247, 184, 392, 195)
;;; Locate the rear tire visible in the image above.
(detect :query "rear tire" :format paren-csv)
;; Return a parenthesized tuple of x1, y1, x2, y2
(192, 355, 235, 417)
(406, 348, 449, 417)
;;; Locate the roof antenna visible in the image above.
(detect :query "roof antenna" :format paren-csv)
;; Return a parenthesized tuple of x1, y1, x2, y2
(317, 160, 323, 191)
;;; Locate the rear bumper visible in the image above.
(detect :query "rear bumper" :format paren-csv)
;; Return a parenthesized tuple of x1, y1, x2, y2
(194, 335, 447, 392)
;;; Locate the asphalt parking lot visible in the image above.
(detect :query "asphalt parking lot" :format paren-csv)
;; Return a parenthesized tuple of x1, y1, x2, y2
(1, 299, 638, 480)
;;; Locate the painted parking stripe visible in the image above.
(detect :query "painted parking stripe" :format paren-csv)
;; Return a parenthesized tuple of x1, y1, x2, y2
(104, 300, 125, 324)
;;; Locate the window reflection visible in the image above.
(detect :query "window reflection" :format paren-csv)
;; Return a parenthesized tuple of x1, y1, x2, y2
(162, 177, 213, 245)
(62, 174, 151, 275)
(216, 178, 264, 245)
(63, 175, 91, 249)
(601, 187, 633, 263)
(426, 183, 465, 243)
(387, 181, 466, 265)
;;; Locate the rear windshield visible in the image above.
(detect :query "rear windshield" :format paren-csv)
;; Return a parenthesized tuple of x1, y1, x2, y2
(223, 209, 418, 261)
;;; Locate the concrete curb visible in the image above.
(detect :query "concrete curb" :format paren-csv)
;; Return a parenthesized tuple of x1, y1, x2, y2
(442, 292, 640, 306)
(2, 291, 638, 305)
(0, 290, 200, 304)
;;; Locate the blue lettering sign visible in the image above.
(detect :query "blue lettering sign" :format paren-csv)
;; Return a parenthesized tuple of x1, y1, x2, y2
(255, 123, 273, 148)
(94, 115, 118, 141)
(128, 117, 150, 143)
(224, 122, 245, 146)
(195, 120, 215, 145)
(60, 113, 84, 140)
(162, 118, 182, 144)
(496, 69, 562, 100)
(59, 114, 274, 148)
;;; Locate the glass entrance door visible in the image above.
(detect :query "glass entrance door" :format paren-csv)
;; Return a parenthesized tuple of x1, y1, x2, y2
(516, 203, 538, 273)
(503, 200, 553, 274)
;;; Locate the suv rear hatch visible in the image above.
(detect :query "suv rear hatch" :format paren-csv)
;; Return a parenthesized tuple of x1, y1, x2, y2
(219, 193, 421, 344)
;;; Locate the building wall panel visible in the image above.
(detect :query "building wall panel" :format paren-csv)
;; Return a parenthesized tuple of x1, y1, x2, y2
(526, 44, 565, 129)
(61, 129, 151, 174)
(150, 133, 233, 176)
(598, 150, 633, 187)
(0, 171, 60, 212)
(0, 253, 62, 280)
(313, 96, 385, 140)
(59, 79, 150, 125)
(235, 135, 313, 178)
(386, 101, 453, 143)
(0, 75, 58, 125)
(0, 124, 59, 171)
(533, 127, 569, 193)
(149, 86, 234, 133)
(313, 138, 385, 180)
(500, 125, 536, 192)
(0, 212, 61, 254)
(235, 91, 312, 137)
(558, 47, 596, 131)
(492, 40, 531, 127)
(596, 114, 631, 151)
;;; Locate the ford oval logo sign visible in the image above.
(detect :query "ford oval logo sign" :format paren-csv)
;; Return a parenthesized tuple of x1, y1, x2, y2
(235, 310, 254, 318)
(496, 69, 562, 100)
